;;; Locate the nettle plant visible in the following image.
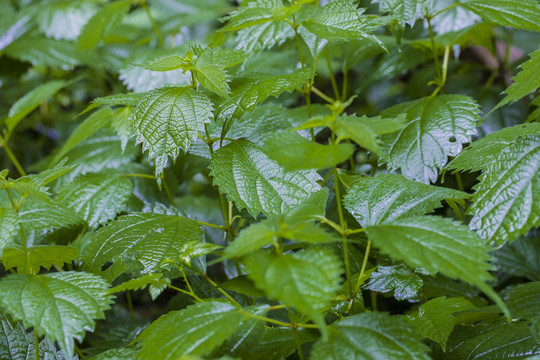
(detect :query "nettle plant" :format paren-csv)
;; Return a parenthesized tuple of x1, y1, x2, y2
(0, 0, 540, 359)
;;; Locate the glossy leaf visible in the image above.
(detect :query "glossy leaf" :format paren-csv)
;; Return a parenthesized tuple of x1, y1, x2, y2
(447, 123, 540, 245)
(210, 139, 321, 216)
(311, 312, 430, 360)
(57, 174, 132, 230)
(2, 245, 80, 274)
(219, 0, 300, 32)
(83, 213, 204, 275)
(108, 273, 170, 300)
(130, 87, 213, 179)
(380, 95, 480, 183)
(408, 297, 475, 351)
(460, 0, 540, 32)
(18, 197, 85, 232)
(264, 132, 354, 170)
(363, 264, 423, 300)
(504, 282, 540, 335)
(244, 246, 342, 332)
(0, 272, 113, 357)
(493, 233, 540, 281)
(376, 0, 429, 26)
(0, 207, 18, 255)
(343, 173, 467, 227)
(135, 301, 246, 359)
(366, 216, 509, 317)
(235, 20, 294, 53)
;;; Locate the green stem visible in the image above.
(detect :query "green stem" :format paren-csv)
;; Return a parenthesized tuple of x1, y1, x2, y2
(123, 173, 156, 180)
(287, 307, 305, 360)
(325, 51, 340, 100)
(0, 134, 27, 176)
(348, 240, 371, 312)
(202, 274, 240, 306)
(34, 331, 39, 360)
(143, 1, 167, 50)
(160, 173, 175, 204)
(311, 86, 334, 104)
(126, 290, 135, 322)
(169, 284, 204, 302)
(75, 346, 87, 360)
(193, 219, 228, 231)
(426, 14, 441, 82)
(430, 2, 460, 18)
(333, 167, 352, 296)
(341, 66, 349, 101)
(455, 172, 464, 192)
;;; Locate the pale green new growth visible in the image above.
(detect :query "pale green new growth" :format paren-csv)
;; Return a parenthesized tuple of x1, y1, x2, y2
(209, 139, 321, 216)
(447, 123, 540, 245)
(0, 271, 113, 357)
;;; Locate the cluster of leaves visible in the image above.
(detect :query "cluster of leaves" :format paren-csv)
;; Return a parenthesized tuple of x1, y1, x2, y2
(0, 0, 539, 359)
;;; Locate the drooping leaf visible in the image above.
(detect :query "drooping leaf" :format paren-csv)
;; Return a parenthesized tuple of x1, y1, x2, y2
(135, 301, 247, 359)
(438, 319, 540, 359)
(363, 264, 423, 300)
(0, 314, 77, 360)
(5, 80, 68, 133)
(219, 0, 300, 32)
(50, 107, 114, 167)
(264, 131, 354, 170)
(57, 174, 133, 230)
(130, 87, 213, 179)
(108, 273, 171, 301)
(379, 95, 481, 183)
(301, 0, 384, 47)
(0, 272, 113, 357)
(215, 67, 313, 121)
(0, 207, 18, 256)
(494, 47, 540, 111)
(18, 197, 85, 232)
(310, 312, 430, 360)
(459, 0, 540, 32)
(77, 0, 130, 51)
(447, 123, 540, 245)
(83, 213, 204, 275)
(244, 246, 342, 334)
(2, 245, 80, 274)
(209, 139, 321, 217)
(365, 216, 509, 317)
(407, 297, 476, 351)
(335, 113, 406, 154)
(343, 173, 468, 227)
(224, 216, 339, 258)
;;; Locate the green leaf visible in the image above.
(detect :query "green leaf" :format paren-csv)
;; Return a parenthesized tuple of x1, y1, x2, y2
(18, 197, 85, 232)
(335, 114, 406, 154)
(77, 0, 130, 51)
(219, 0, 301, 32)
(0, 207, 18, 256)
(235, 20, 294, 53)
(494, 47, 540, 111)
(460, 0, 540, 32)
(363, 264, 423, 300)
(446, 123, 540, 245)
(375, 0, 429, 26)
(493, 233, 540, 281)
(379, 95, 481, 183)
(244, 246, 342, 333)
(135, 301, 246, 359)
(38, 1, 96, 41)
(365, 216, 509, 318)
(136, 54, 192, 72)
(108, 273, 171, 300)
(310, 312, 430, 360)
(90, 347, 138, 360)
(2, 245, 80, 274)
(224, 216, 339, 258)
(0, 271, 113, 357)
(50, 107, 114, 167)
(504, 282, 540, 337)
(439, 319, 540, 359)
(221, 275, 265, 298)
(264, 132, 354, 170)
(407, 297, 476, 351)
(215, 67, 313, 121)
(5, 80, 67, 133)
(57, 174, 133, 230)
(301, 0, 384, 46)
(83, 213, 204, 275)
(343, 173, 468, 227)
(0, 314, 76, 360)
(131, 87, 213, 179)
(209, 139, 321, 216)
